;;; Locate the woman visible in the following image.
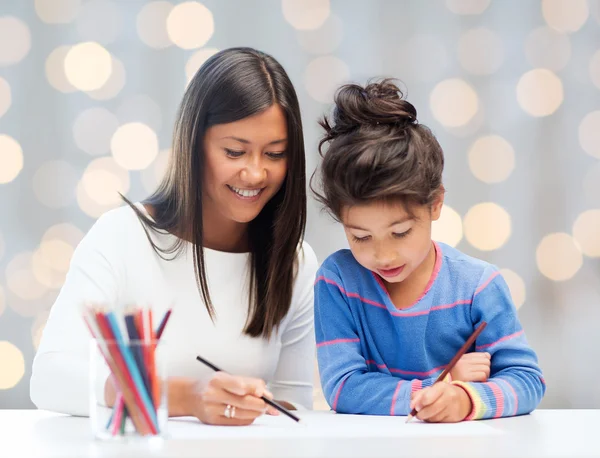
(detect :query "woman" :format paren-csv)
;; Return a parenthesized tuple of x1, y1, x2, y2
(30, 47, 318, 426)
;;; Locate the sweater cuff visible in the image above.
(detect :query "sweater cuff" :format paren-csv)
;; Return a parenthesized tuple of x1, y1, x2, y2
(450, 381, 481, 421)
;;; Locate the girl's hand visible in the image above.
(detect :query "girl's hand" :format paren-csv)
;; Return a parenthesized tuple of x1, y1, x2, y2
(450, 352, 491, 382)
(410, 382, 472, 423)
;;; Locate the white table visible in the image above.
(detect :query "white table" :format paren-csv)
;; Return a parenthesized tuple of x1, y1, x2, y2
(0, 409, 597, 457)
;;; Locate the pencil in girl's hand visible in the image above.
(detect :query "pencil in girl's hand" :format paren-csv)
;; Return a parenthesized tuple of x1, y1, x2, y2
(406, 321, 488, 423)
(195, 355, 302, 423)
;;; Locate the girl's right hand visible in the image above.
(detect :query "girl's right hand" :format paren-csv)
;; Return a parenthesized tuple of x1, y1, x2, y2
(189, 372, 273, 426)
(449, 352, 491, 382)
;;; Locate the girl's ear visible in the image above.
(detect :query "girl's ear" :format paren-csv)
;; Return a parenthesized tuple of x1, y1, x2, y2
(430, 186, 445, 221)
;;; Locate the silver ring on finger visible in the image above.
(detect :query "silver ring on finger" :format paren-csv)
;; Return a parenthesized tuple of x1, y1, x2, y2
(224, 404, 236, 419)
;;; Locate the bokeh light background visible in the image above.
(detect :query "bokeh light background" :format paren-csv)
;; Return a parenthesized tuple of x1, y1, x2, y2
(1, 0, 600, 410)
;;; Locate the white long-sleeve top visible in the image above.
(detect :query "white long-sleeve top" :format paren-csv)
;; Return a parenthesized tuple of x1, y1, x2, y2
(30, 203, 318, 415)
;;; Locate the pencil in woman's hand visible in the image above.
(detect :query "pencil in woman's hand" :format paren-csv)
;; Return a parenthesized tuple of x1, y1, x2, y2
(406, 321, 488, 423)
(195, 355, 301, 423)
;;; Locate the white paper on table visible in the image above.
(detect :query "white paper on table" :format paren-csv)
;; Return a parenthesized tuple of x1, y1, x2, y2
(167, 411, 503, 439)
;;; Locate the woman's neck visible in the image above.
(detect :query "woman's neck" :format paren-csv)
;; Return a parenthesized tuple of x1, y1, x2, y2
(143, 202, 249, 253)
(201, 206, 249, 253)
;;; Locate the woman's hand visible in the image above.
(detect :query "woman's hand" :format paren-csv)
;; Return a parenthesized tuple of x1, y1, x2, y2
(188, 372, 277, 426)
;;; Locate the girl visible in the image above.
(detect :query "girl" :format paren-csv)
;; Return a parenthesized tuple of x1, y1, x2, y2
(312, 80, 545, 422)
(31, 48, 318, 426)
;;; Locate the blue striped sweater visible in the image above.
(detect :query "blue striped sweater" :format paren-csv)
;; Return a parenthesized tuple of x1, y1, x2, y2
(314, 242, 545, 419)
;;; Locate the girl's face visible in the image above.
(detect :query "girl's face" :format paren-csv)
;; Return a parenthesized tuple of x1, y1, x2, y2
(202, 104, 289, 224)
(341, 197, 443, 284)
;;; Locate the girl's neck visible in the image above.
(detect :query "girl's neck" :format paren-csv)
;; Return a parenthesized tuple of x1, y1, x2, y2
(384, 241, 437, 309)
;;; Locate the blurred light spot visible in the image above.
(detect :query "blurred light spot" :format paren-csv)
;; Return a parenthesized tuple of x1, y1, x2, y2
(430, 78, 479, 128)
(446, 105, 486, 138)
(304, 56, 349, 104)
(583, 162, 600, 206)
(73, 107, 119, 156)
(33, 160, 79, 208)
(186, 48, 219, 85)
(525, 27, 571, 71)
(398, 34, 448, 83)
(590, 50, 600, 90)
(0, 16, 31, 66)
(0, 77, 10, 118)
(35, 0, 80, 23)
(445, 0, 490, 14)
(579, 111, 600, 158)
(458, 27, 504, 75)
(167, 1, 214, 49)
(87, 56, 126, 100)
(542, 0, 589, 33)
(116, 95, 162, 132)
(137, 1, 174, 49)
(0, 232, 4, 260)
(141, 149, 171, 193)
(296, 13, 343, 55)
(32, 312, 50, 350)
(45, 46, 77, 93)
(593, 0, 600, 25)
(432, 205, 463, 248)
(111, 122, 159, 170)
(536, 233, 582, 281)
(42, 223, 84, 247)
(464, 202, 511, 251)
(573, 209, 600, 257)
(468, 135, 515, 183)
(282, 0, 330, 30)
(78, 157, 130, 218)
(64, 42, 112, 91)
(0, 341, 25, 389)
(0, 135, 23, 184)
(0, 285, 5, 317)
(76, 0, 122, 45)
(499, 269, 526, 309)
(516, 69, 563, 117)
(6, 253, 48, 303)
(32, 239, 74, 289)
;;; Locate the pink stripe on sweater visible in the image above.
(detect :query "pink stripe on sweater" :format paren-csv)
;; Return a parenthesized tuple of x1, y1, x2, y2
(317, 338, 360, 348)
(488, 382, 504, 418)
(315, 276, 388, 310)
(332, 378, 347, 411)
(476, 329, 525, 350)
(390, 364, 446, 377)
(316, 273, 471, 318)
(474, 271, 501, 296)
(390, 380, 403, 415)
(365, 360, 446, 377)
(411, 379, 423, 394)
(497, 378, 519, 416)
(365, 360, 388, 370)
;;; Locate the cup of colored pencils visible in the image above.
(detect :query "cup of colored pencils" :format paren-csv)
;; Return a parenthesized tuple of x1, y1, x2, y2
(84, 304, 172, 440)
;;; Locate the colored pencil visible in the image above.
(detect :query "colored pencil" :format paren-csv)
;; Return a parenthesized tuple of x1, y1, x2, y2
(195, 355, 301, 423)
(406, 321, 487, 423)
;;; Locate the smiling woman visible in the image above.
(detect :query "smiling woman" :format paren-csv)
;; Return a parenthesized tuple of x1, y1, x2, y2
(30, 48, 318, 427)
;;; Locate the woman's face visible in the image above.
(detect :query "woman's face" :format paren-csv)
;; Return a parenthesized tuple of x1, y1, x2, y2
(203, 104, 288, 224)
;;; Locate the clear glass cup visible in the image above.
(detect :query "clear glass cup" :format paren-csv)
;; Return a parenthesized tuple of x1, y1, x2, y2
(89, 339, 168, 441)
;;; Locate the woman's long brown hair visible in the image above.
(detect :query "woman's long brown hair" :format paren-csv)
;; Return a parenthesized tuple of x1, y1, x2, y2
(123, 48, 306, 339)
